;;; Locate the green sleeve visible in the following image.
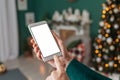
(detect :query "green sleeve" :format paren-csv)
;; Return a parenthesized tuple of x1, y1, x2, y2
(66, 59, 112, 80)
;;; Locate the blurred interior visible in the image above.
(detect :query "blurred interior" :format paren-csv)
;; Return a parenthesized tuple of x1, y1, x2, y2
(0, 0, 120, 80)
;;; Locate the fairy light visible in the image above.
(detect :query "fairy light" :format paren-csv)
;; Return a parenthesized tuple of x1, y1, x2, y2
(114, 64, 117, 68)
(102, 10, 106, 14)
(98, 53, 102, 57)
(105, 63, 109, 68)
(102, 15, 106, 19)
(114, 57, 118, 60)
(106, 7, 109, 11)
(105, 34, 109, 37)
(111, 4, 115, 8)
(95, 50, 99, 54)
(98, 45, 102, 49)
(115, 38, 119, 42)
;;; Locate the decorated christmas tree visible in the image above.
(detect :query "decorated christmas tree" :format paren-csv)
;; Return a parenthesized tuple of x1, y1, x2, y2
(92, 0, 120, 73)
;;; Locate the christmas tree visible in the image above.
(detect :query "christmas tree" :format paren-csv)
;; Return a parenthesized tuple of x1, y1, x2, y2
(93, 0, 120, 73)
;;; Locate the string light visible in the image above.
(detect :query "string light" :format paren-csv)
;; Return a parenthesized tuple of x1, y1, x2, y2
(118, 60, 120, 64)
(111, 4, 115, 8)
(95, 50, 99, 54)
(115, 38, 119, 42)
(109, 10, 113, 14)
(107, 24, 111, 28)
(96, 39, 102, 43)
(106, 7, 109, 11)
(102, 10, 106, 14)
(102, 15, 106, 19)
(114, 64, 117, 68)
(98, 53, 102, 57)
(105, 63, 109, 68)
(114, 57, 118, 60)
(98, 45, 102, 49)
(105, 34, 109, 37)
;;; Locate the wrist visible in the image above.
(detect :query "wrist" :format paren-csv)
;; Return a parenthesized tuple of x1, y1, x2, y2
(64, 57, 73, 69)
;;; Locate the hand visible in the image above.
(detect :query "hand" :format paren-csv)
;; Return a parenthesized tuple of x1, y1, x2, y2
(45, 55, 69, 80)
(31, 31, 72, 68)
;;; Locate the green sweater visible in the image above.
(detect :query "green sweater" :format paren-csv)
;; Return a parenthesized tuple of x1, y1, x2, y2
(66, 59, 112, 80)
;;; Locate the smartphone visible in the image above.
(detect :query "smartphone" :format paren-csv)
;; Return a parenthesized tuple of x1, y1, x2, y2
(28, 21, 61, 62)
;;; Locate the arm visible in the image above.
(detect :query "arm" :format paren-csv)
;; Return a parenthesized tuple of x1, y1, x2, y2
(66, 59, 111, 80)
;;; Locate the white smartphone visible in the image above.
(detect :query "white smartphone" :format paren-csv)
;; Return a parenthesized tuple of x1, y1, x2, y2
(28, 21, 61, 62)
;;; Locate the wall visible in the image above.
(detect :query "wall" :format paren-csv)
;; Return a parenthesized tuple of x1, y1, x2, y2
(16, 0, 105, 55)
(16, 0, 35, 55)
(34, 0, 105, 38)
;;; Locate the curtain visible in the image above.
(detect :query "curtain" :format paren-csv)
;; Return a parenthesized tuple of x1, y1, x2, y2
(0, 0, 19, 62)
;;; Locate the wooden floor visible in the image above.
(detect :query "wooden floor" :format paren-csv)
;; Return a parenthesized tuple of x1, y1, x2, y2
(4, 57, 53, 80)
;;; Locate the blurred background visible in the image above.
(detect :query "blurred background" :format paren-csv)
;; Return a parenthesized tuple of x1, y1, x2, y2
(0, 0, 120, 80)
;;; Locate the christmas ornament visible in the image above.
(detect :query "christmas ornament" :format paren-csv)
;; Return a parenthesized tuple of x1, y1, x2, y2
(114, 24, 119, 29)
(98, 30, 101, 33)
(110, 16, 114, 22)
(113, 8, 119, 13)
(103, 55, 108, 60)
(107, 0, 112, 4)
(105, 49, 109, 53)
(109, 10, 113, 14)
(109, 45, 115, 51)
(106, 29, 110, 33)
(98, 66, 103, 71)
(102, 37, 106, 41)
(99, 21, 104, 27)
(118, 55, 120, 60)
(102, 3, 107, 9)
(98, 34, 102, 39)
(118, 35, 120, 39)
(0, 62, 7, 74)
(107, 37, 113, 44)
(96, 57, 101, 63)
(108, 61, 114, 67)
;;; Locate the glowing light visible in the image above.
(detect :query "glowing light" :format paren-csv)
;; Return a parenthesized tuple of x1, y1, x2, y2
(116, 38, 119, 42)
(114, 57, 118, 60)
(102, 15, 106, 19)
(102, 10, 106, 14)
(105, 64, 109, 68)
(114, 64, 117, 68)
(111, 4, 115, 8)
(107, 24, 111, 28)
(98, 45, 102, 49)
(106, 7, 109, 11)
(105, 34, 109, 37)
(95, 50, 99, 54)
(98, 53, 102, 57)
(118, 61, 120, 64)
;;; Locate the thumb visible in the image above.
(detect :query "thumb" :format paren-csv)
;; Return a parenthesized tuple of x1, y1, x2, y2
(54, 55, 63, 73)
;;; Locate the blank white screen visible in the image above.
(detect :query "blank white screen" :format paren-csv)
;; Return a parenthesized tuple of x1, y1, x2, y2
(31, 24, 60, 57)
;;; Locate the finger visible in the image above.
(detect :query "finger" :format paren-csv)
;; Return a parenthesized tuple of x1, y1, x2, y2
(32, 43, 37, 48)
(36, 51, 42, 60)
(48, 60, 56, 68)
(33, 46, 40, 53)
(51, 30, 60, 39)
(30, 38, 35, 44)
(54, 55, 63, 72)
(45, 75, 52, 80)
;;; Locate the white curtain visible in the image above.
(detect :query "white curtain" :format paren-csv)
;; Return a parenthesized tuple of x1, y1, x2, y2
(0, 0, 19, 62)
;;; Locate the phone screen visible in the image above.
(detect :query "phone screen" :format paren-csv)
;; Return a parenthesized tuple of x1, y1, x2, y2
(31, 23, 60, 57)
